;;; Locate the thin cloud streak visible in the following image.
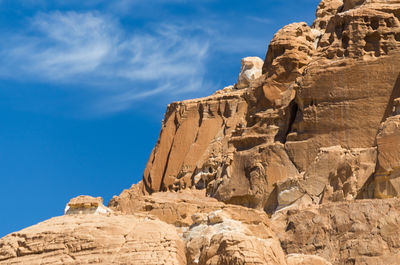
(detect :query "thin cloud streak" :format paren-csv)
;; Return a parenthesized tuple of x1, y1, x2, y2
(0, 11, 211, 113)
(0, 5, 270, 115)
(246, 16, 273, 25)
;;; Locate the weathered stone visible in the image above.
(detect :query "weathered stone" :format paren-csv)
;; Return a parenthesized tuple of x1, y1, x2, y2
(207, 143, 299, 212)
(236, 56, 264, 89)
(287, 254, 332, 265)
(312, 0, 343, 32)
(65, 195, 111, 215)
(110, 188, 289, 265)
(272, 198, 400, 265)
(263, 22, 316, 84)
(7, 1, 400, 265)
(142, 89, 248, 194)
(184, 210, 286, 265)
(377, 115, 400, 171)
(110, 188, 277, 237)
(275, 146, 377, 210)
(0, 214, 186, 265)
(287, 1, 400, 171)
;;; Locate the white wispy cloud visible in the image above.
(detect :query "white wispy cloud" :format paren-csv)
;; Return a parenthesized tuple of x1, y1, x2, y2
(246, 16, 273, 25)
(26, 12, 114, 79)
(0, 11, 211, 113)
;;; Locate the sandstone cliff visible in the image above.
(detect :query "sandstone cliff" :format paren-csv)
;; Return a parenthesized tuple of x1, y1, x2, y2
(3, 0, 400, 264)
(136, 0, 400, 211)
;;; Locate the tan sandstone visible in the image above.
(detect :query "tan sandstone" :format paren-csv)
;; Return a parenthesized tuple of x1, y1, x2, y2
(272, 198, 400, 265)
(5, 0, 400, 264)
(0, 214, 186, 265)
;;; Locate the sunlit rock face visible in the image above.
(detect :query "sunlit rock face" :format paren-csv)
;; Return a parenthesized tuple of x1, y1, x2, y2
(236, 56, 264, 89)
(6, 0, 400, 264)
(0, 214, 187, 265)
(272, 198, 400, 265)
(139, 0, 400, 212)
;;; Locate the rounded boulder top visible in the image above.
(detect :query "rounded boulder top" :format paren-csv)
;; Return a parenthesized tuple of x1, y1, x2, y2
(67, 195, 104, 209)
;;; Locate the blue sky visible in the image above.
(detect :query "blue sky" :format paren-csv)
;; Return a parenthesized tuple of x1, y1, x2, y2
(0, 0, 318, 237)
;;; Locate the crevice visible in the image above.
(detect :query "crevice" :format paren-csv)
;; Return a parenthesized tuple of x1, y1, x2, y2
(159, 140, 175, 192)
(283, 100, 299, 144)
(337, 4, 344, 13)
(264, 186, 279, 215)
(198, 103, 204, 127)
(193, 130, 200, 143)
(207, 104, 214, 117)
(174, 113, 180, 133)
(217, 101, 222, 116)
(163, 103, 178, 126)
(223, 103, 232, 118)
(144, 175, 153, 194)
(355, 171, 376, 199)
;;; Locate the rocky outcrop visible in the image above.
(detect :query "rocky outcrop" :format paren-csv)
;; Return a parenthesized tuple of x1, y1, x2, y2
(263, 22, 316, 84)
(5, 0, 400, 264)
(136, 0, 400, 212)
(272, 198, 400, 265)
(276, 145, 377, 210)
(0, 214, 186, 265)
(312, 0, 343, 32)
(142, 89, 248, 193)
(0, 191, 290, 265)
(141, 20, 315, 212)
(64, 195, 111, 215)
(236, 57, 264, 89)
(184, 210, 285, 265)
(287, 0, 400, 173)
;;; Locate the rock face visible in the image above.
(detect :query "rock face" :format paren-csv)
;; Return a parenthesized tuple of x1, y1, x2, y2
(272, 199, 400, 265)
(286, 254, 332, 265)
(139, 0, 400, 211)
(0, 190, 290, 265)
(141, 89, 248, 194)
(0, 214, 186, 265)
(287, 0, 400, 173)
(4, 0, 400, 264)
(110, 189, 288, 264)
(184, 211, 285, 265)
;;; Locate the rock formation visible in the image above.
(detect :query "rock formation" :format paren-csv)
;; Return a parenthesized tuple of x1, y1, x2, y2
(139, 0, 400, 211)
(64, 195, 112, 215)
(3, 0, 400, 264)
(0, 214, 186, 265)
(272, 199, 400, 265)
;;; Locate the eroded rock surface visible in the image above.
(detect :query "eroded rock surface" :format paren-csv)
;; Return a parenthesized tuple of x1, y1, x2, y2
(65, 195, 111, 215)
(5, 0, 400, 264)
(137, 0, 400, 211)
(236, 56, 264, 89)
(0, 214, 186, 265)
(184, 212, 285, 265)
(272, 198, 400, 265)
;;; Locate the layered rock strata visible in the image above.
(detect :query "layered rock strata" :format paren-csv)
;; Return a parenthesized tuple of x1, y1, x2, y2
(0, 214, 186, 265)
(4, 0, 400, 264)
(138, 0, 400, 213)
(272, 198, 400, 265)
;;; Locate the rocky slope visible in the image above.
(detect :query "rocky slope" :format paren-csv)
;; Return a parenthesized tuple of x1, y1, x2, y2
(3, 0, 400, 264)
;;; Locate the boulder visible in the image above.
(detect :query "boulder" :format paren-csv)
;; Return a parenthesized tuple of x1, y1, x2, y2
(236, 56, 263, 89)
(64, 195, 111, 215)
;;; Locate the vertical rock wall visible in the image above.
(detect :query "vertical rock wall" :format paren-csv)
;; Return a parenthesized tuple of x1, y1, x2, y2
(127, 0, 400, 213)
